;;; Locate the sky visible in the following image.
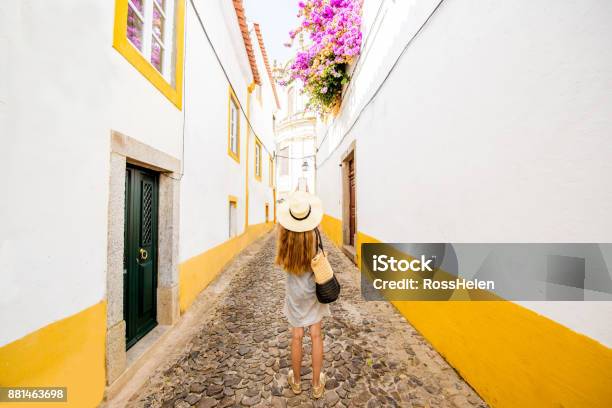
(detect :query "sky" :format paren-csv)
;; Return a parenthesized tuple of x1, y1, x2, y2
(243, 0, 301, 65)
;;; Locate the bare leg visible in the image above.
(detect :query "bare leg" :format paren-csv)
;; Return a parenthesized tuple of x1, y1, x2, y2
(309, 322, 323, 387)
(291, 327, 304, 384)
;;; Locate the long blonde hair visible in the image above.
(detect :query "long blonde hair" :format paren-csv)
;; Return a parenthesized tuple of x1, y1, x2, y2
(275, 225, 317, 274)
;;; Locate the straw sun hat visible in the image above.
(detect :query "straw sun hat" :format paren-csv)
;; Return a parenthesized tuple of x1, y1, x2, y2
(277, 191, 323, 232)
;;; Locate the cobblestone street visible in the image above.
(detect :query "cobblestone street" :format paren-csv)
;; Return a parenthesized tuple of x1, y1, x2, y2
(126, 231, 487, 408)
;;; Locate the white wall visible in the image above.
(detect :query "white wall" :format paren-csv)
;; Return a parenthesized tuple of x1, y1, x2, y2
(274, 78, 317, 195)
(246, 86, 276, 226)
(0, 0, 278, 346)
(316, 0, 612, 346)
(0, 0, 184, 346)
(180, 0, 252, 262)
(276, 136, 316, 195)
(247, 24, 277, 225)
(179, 1, 278, 262)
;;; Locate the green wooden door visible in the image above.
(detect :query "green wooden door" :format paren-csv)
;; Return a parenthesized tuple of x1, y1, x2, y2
(124, 165, 158, 349)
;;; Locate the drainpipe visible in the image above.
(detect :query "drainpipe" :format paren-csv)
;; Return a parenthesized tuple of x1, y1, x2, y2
(245, 82, 256, 232)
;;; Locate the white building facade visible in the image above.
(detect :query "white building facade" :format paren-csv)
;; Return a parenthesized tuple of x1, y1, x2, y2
(273, 62, 317, 197)
(316, 1, 612, 407)
(0, 0, 278, 405)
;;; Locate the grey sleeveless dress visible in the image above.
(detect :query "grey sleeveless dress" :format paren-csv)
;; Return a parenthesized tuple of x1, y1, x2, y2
(283, 269, 331, 328)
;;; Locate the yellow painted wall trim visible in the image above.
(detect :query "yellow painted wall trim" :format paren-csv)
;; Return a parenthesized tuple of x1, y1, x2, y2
(227, 87, 241, 163)
(112, 0, 185, 109)
(320, 214, 343, 248)
(273, 189, 277, 223)
(179, 222, 274, 312)
(392, 298, 612, 408)
(0, 301, 106, 407)
(320, 213, 612, 407)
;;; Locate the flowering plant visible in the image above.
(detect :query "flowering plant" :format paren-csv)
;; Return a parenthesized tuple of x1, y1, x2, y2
(284, 0, 363, 114)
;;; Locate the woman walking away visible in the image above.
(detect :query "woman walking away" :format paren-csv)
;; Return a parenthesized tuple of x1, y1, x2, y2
(275, 191, 330, 399)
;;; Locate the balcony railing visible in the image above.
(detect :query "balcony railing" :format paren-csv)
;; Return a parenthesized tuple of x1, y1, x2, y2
(276, 111, 317, 127)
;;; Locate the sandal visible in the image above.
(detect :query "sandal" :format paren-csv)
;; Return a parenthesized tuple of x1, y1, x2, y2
(288, 369, 302, 395)
(312, 372, 326, 399)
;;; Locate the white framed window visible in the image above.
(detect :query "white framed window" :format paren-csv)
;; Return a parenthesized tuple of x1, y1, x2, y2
(126, 0, 176, 81)
(229, 200, 238, 238)
(230, 101, 239, 152)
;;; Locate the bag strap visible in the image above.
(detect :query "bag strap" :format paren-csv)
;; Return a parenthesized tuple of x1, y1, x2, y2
(314, 228, 324, 253)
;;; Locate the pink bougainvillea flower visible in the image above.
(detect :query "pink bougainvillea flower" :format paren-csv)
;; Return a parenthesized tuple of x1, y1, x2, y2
(283, 0, 362, 114)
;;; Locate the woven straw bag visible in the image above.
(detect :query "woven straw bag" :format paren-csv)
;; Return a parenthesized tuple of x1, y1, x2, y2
(311, 228, 341, 303)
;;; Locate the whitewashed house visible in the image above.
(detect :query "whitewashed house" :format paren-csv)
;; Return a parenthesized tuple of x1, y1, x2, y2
(273, 59, 318, 198)
(0, 0, 279, 405)
(316, 1, 612, 407)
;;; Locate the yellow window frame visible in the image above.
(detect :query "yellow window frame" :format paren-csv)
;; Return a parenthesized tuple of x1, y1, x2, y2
(254, 138, 262, 181)
(227, 88, 241, 163)
(112, 0, 185, 110)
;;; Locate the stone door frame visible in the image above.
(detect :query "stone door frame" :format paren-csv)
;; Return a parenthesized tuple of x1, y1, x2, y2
(341, 141, 357, 262)
(106, 130, 181, 385)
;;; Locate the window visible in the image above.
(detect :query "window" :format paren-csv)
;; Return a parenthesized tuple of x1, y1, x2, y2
(254, 139, 262, 181)
(126, 0, 168, 73)
(265, 203, 269, 223)
(228, 196, 238, 238)
(228, 89, 240, 162)
(279, 146, 289, 176)
(269, 155, 274, 187)
(114, 0, 185, 108)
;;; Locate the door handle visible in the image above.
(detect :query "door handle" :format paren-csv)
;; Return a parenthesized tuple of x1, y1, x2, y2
(139, 248, 148, 261)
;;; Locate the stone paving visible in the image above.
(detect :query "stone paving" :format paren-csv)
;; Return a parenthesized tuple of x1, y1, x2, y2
(127, 230, 487, 408)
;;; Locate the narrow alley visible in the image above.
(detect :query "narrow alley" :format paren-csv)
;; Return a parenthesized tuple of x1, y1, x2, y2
(3, 1, 611, 407)
(121, 231, 486, 408)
